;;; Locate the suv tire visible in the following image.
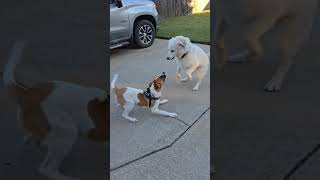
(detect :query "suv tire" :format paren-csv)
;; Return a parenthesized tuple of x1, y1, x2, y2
(132, 19, 155, 48)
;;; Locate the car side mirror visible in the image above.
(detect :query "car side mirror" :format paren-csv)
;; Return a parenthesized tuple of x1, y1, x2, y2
(115, 0, 123, 8)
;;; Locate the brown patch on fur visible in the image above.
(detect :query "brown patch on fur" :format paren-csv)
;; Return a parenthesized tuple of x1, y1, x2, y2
(18, 82, 54, 140)
(137, 93, 155, 107)
(153, 78, 164, 92)
(114, 87, 127, 107)
(87, 96, 109, 142)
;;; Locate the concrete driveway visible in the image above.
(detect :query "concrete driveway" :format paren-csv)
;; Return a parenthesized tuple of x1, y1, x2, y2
(110, 39, 210, 179)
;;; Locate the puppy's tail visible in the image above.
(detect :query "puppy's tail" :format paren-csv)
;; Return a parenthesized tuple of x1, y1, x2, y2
(3, 41, 28, 101)
(206, 52, 210, 58)
(111, 74, 119, 90)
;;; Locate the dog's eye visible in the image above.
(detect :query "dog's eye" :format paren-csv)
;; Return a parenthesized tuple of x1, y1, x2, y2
(171, 50, 174, 52)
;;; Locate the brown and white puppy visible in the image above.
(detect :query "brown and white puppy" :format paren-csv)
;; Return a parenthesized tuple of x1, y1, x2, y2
(3, 41, 109, 180)
(214, 0, 319, 91)
(111, 73, 178, 122)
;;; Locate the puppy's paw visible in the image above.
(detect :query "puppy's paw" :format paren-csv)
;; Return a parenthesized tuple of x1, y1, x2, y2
(160, 99, 168, 104)
(169, 113, 178, 118)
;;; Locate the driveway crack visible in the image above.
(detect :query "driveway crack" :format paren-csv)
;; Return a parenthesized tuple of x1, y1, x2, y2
(110, 107, 210, 172)
(283, 143, 320, 180)
(172, 117, 190, 126)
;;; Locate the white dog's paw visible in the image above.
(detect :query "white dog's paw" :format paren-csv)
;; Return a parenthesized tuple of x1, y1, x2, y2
(227, 50, 251, 63)
(180, 78, 190, 82)
(192, 86, 199, 91)
(264, 79, 282, 92)
(169, 113, 178, 118)
(128, 118, 139, 123)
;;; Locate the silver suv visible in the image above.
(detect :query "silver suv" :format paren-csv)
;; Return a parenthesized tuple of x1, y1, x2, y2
(110, 0, 160, 49)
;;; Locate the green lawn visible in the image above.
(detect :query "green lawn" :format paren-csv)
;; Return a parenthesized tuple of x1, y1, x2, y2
(156, 10, 210, 44)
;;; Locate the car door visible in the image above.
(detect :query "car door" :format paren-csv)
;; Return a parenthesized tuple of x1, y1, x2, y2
(110, 0, 130, 43)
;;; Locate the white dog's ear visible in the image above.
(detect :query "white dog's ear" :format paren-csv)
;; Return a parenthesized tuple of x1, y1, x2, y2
(185, 37, 190, 43)
(177, 38, 187, 48)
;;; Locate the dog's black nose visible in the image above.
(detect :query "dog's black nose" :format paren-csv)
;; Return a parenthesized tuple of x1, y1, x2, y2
(159, 72, 166, 81)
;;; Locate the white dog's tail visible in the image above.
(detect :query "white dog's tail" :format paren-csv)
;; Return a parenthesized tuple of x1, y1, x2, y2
(206, 52, 210, 58)
(3, 41, 28, 100)
(111, 74, 119, 89)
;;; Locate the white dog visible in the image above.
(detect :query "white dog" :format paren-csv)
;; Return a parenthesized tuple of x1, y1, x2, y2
(166, 36, 209, 91)
(3, 41, 108, 180)
(111, 72, 178, 122)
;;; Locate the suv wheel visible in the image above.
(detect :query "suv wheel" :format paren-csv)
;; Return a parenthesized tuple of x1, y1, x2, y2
(133, 19, 155, 48)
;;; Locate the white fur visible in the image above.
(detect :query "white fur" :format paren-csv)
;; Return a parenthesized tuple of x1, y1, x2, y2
(110, 73, 119, 89)
(111, 74, 178, 122)
(3, 41, 27, 89)
(3, 41, 107, 180)
(166, 36, 209, 91)
(39, 81, 106, 180)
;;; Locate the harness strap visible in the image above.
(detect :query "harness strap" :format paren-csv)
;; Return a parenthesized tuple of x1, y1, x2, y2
(180, 51, 188, 59)
(144, 90, 160, 108)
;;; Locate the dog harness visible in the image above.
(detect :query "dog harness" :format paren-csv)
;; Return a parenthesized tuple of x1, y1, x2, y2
(144, 87, 160, 108)
(143, 72, 166, 108)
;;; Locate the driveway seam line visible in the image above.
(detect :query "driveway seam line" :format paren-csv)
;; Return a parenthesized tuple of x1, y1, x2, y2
(283, 143, 320, 180)
(172, 117, 190, 126)
(110, 107, 210, 172)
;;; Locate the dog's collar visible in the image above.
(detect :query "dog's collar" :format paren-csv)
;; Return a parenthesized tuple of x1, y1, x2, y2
(180, 51, 188, 59)
(144, 88, 160, 108)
